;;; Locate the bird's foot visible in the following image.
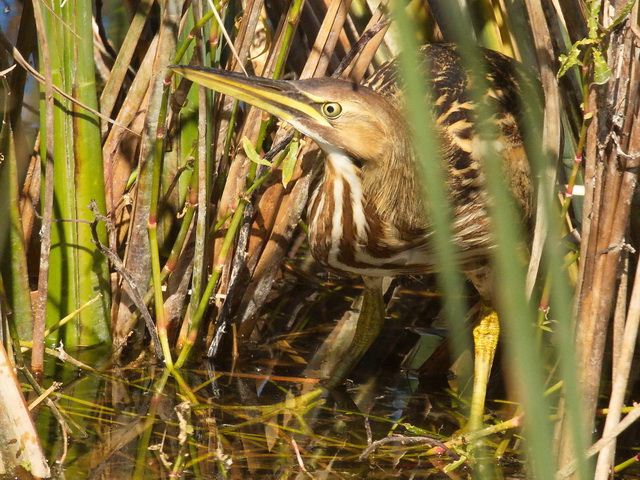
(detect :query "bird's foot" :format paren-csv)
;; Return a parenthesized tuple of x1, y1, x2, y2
(467, 307, 500, 433)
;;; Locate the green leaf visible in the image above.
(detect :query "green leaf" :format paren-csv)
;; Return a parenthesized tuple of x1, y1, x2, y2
(592, 49, 612, 84)
(401, 423, 433, 436)
(242, 136, 272, 167)
(125, 167, 139, 190)
(605, 0, 637, 33)
(557, 38, 596, 79)
(281, 138, 300, 187)
(587, 0, 602, 39)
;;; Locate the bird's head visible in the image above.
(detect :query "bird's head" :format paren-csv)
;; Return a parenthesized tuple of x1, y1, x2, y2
(170, 66, 404, 168)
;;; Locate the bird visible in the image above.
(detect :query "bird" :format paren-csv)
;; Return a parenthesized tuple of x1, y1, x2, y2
(171, 43, 538, 431)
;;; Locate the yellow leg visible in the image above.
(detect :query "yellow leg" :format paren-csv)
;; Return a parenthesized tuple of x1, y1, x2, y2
(467, 308, 500, 432)
(324, 276, 385, 389)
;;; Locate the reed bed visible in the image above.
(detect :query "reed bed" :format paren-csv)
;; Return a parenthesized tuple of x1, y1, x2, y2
(0, 0, 639, 478)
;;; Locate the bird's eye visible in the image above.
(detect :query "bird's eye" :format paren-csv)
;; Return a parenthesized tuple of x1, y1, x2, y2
(321, 102, 342, 118)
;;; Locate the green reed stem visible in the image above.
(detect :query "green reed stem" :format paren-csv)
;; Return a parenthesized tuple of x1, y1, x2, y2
(43, 0, 77, 345)
(414, 2, 556, 477)
(560, 87, 591, 219)
(162, 170, 198, 278)
(174, 9, 218, 64)
(72, 0, 112, 345)
(392, 2, 470, 385)
(273, 0, 305, 79)
(175, 0, 303, 368)
(614, 453, 640, 474)
(132, 369, 171, 480)
(148, 83, 173, 366)
(0, 126, 33, 340)
(175, 199, 245, 368)
(177, 1, 219, 360)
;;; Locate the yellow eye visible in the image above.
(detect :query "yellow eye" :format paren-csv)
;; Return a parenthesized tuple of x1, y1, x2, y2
(321, 102, 342, 118)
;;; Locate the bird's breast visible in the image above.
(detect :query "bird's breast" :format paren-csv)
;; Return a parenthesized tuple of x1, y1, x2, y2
(306, 159, 437, 277)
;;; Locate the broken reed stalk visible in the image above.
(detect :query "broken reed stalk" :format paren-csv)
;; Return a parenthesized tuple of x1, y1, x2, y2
(178, 0, 306, 360)
(31, 0, 55, 376)
(234, 0, 357, 338)
(0, 342, 50, 477)
(558, 17, 640, 475)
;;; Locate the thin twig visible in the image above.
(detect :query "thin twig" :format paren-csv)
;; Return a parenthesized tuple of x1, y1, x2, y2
(557, 403, 640, 479)
(332, 17, 390, 78)
(28, 381, 62, 411)
(359, 434, 455, 461)
(88, 202, 163, 359)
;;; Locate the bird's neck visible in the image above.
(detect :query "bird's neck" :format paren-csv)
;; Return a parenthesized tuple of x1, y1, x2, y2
(306, 151, 367, 271)
(359, 135, 426, 234)
(306, 144, 431, 275)
(312, 151, 370, 242)
(307, 138, 425, 255)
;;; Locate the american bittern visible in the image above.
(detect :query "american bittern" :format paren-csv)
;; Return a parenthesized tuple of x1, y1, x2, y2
(171, 44, 535, 430)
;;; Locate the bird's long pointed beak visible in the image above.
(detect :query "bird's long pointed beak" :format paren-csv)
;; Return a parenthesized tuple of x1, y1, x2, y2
(169, 66, 331, 128)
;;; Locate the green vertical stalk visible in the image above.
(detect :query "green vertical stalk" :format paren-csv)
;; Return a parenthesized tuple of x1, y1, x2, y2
(273, 0, 305, 80)
(71, 0, 111, 345)
(424, 3, 556, 478)
(39, 0, 110, 348)
(149, 85, 174, 366)
(0, 126, 33, 340)
(391, 3, 470, 381)
(186, 1, 217, 328)
(44, 0, 79, 344)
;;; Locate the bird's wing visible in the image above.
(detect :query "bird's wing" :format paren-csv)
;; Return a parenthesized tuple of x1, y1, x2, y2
(365, 44, 540, 255)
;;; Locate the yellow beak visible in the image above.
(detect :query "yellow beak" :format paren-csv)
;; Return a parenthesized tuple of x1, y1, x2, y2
(169, 66, 331, 128)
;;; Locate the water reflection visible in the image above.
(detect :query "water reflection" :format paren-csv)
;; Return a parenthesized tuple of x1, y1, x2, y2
(30, 276, 538, 478)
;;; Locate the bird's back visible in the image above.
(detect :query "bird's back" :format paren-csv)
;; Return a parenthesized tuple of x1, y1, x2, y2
(364, 44, 537, 266)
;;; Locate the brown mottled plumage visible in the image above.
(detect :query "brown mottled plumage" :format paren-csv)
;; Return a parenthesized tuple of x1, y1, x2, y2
(304, 44, 536, 280)
(170, 44, 540, 394)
